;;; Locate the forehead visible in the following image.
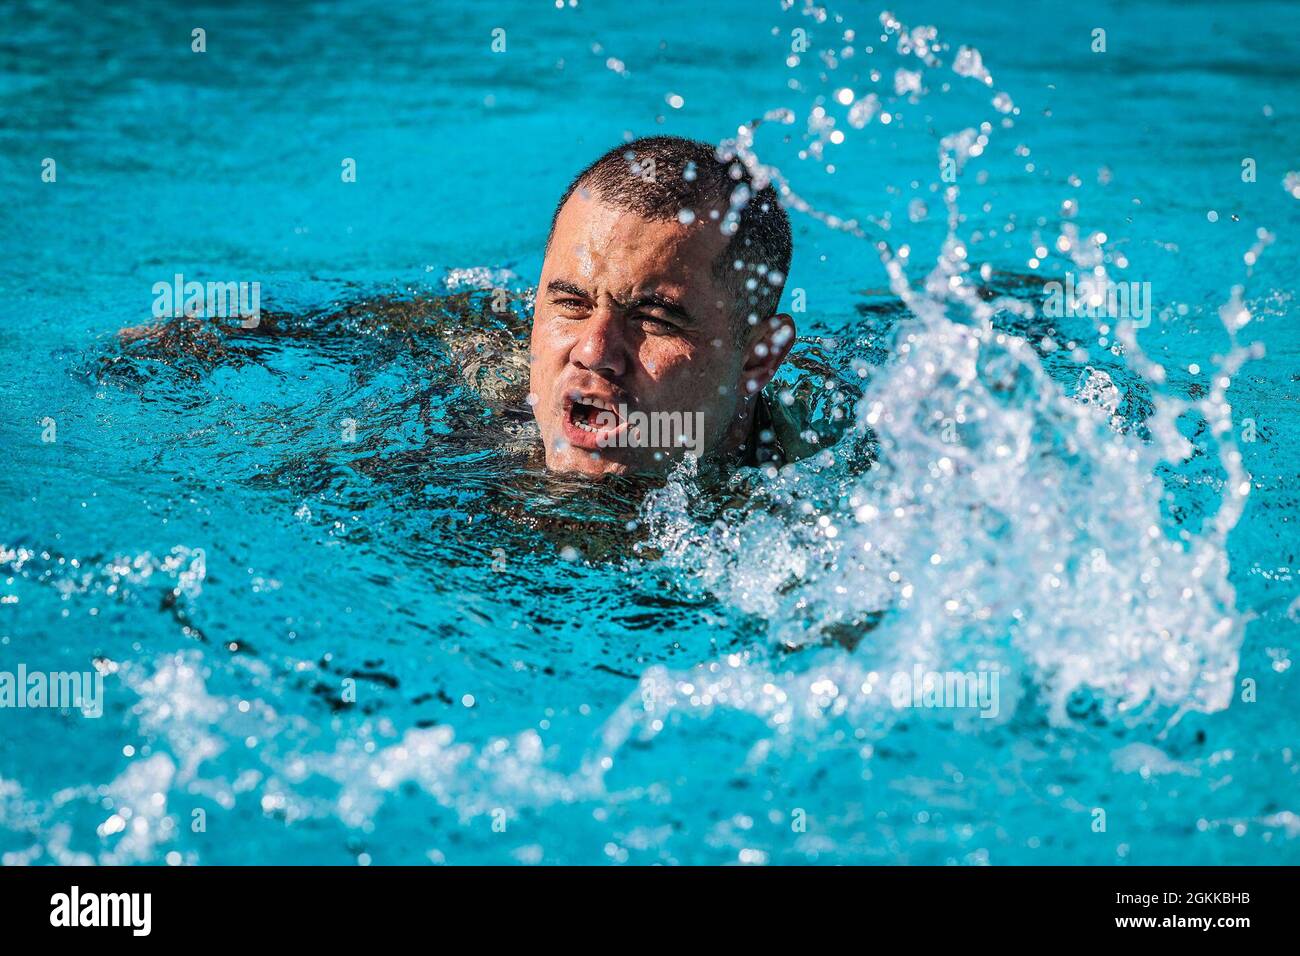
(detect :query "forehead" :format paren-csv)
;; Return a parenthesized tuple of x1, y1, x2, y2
(544, 190, 730, 296)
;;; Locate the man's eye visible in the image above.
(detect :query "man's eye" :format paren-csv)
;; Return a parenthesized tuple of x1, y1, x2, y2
(635, 314, 677, 334)
(553, 298, 587, 313)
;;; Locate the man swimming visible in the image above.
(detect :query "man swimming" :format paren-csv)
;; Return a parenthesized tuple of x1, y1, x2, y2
(114, 136, 840, 479)
(529, 135, 802, 475)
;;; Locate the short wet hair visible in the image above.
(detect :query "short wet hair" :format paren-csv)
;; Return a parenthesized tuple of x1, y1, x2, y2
(547, 135, 792, 341)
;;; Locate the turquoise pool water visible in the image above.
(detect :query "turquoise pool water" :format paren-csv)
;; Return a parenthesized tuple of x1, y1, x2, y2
(2, 0, 1298, 864)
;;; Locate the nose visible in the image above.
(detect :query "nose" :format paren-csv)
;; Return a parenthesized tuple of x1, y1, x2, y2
(569, 306, 628, 378)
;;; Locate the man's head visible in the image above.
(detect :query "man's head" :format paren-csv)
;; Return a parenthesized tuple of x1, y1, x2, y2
(529, 135, 796, 475)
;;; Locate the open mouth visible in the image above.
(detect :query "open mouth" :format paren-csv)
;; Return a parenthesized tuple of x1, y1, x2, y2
(567, 396, 620, 432)
(561, 393, 627, 450)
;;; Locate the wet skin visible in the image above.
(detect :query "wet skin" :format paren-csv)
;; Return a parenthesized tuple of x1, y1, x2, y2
(529, 190, 795, 476)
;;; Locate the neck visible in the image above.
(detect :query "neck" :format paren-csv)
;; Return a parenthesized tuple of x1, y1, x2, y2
(713, 392, 772, 469)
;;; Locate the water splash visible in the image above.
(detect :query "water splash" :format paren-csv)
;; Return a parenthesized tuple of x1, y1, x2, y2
(635, 5, 1258, 738)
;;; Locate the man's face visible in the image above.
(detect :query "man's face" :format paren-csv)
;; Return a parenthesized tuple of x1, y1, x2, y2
(530, 190, 757, 476)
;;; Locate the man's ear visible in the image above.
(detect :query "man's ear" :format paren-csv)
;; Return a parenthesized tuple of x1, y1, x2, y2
(740, 313, 796, 397)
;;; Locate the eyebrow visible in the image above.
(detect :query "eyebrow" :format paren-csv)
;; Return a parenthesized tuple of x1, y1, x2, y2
(546, 279, 593, 302)
(545, 280, 698, 328)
